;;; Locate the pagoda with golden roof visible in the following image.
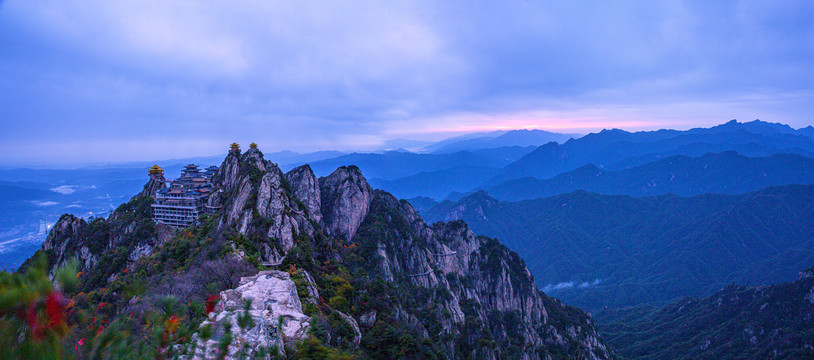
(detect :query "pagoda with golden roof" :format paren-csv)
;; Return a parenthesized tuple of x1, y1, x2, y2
(230, 142, 240, 153)
(148, 164, 165, 180)
(249, 142, 258, 150)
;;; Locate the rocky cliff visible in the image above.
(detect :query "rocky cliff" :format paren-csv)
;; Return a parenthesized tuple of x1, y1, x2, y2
(206, 149, 320, 258)
(23, 194, 174, 287)
(137, 176, 166, 199)
(285, 164, 323, 224)
(203, 149, 610, 359)
(344, 190, 609, 359)
(318, 165, 373, 242)
(25, 148, 612, 359)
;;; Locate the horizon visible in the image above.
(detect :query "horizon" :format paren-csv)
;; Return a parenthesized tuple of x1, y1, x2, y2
(0, 118, 807, 170)
(2, 1, 813, 165)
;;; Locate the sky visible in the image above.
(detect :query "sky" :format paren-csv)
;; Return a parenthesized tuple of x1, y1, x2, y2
(1, 0, 813, 166)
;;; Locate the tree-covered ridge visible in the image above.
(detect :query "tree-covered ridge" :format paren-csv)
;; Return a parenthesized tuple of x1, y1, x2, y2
(484, 151, 814, 201)
(425, 185, 814, 310)
(596, 266, 814, 360)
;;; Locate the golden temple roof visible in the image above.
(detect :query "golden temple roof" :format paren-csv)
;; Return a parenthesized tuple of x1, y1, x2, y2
(148, 164, 164, 175)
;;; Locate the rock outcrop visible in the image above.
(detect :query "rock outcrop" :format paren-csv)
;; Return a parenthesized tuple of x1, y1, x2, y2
(319, 166, 373, 241)
(136, 177, 166, 199)
(284, 165, 322, 224)
(210, 151, 315, 254)
(187, 270, 310, 359)
(41, 214, 95, 271)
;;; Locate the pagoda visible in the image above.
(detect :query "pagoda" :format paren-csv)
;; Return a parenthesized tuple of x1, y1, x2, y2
(249, 142, 258, 150)
(148, 164, 165, 180)
(230, 143, 240, 153)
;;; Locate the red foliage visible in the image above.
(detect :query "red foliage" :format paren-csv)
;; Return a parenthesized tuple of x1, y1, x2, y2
(205, 295, 218, 314)
(15, 291, 69, 340)
(23, 300, 43, 339)
(45, 291, 66, 328)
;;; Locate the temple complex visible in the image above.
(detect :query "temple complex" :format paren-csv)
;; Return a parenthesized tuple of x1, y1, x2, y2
(151, 163, 218, 227)
(150, 143, 256, 226)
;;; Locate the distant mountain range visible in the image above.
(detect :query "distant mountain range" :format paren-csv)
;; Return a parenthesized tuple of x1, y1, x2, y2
(306, 150, 517, 180)
(369, 165, 499, 200)
(421, 129, 579, 153)
(597, 266, 814, 360)
(423, 184, 814, 310)
(485, 120, 814, 186)
(483, 151, 814, 201)
(326, 120, 814, 201)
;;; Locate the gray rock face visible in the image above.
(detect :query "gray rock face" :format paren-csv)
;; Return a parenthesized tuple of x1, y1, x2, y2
(213, 152, 315, 254)
(319, 166, 373, 241)
(353, 190, 611, 360)
(213, 152, 243, 194)
(186, 270, 310, 359)
(359, 311, 377, 327)
(334, 310, 361, 347)
(136, 177, 166, 199)
(284, 165, 322, 224)
(42, 214, 95, 270)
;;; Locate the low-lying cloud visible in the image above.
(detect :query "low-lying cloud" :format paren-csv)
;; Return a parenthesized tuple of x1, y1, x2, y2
(50, 185, 97, 195)
(32, 201, 58, 207)
(51, 185, 77, 195)
(542, 279, 603, 293)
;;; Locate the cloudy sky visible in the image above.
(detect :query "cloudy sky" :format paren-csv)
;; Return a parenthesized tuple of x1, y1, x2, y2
(1, 1, 813, 166)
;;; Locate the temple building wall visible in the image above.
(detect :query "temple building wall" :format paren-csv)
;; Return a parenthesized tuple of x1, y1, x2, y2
(151, 163, 217, 227)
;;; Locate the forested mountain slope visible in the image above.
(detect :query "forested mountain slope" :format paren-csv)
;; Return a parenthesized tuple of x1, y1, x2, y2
(425, 185, 814, 310)
(597, 266, 814, 360)
(484, 152, 814, 201)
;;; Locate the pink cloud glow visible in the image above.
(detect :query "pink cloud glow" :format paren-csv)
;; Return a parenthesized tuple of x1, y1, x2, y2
(384, 109, 698, 138)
